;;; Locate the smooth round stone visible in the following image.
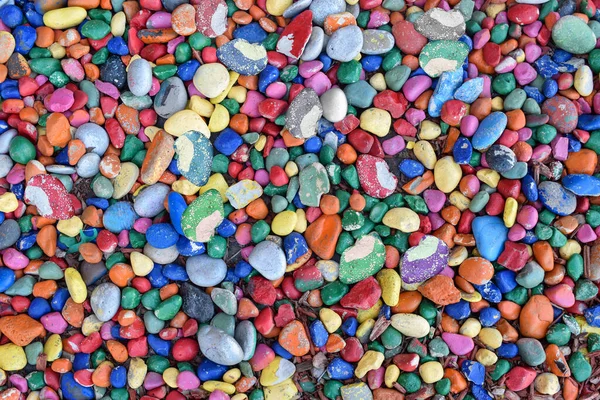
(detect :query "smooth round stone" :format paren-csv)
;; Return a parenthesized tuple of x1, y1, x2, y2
(175, 131, 213, 187)
(552, 15, 597, 54)
(391, 313, 430, 337)
(154, 77, 188, 118)
(320, 87, 347, 123)
(0, 219, 20, 250)
(133, 183, 170, 218)
(248, 240, 286, 280)
(383, 207, 420, 232)
(326, 25, 364, 62)
(361, 30, 395, 55)
(180, 282, 214, 323)
(216, 39, 268, 76)
(75, 123, 109, 155)
(144, 243, 180, 264)
(76, 153, 101, 178)
(186, 254, 227, 287)
(472, 112, 508, 151)
(486, 144, 516, 173)
(538, 181, 577, 216)
(516, 261, 545, 288)
(127, 58, 153, 97)
(103, 201, 137, 233)
(42, 7, 87, 29)
(541, 95, 578, 134)
(562, 174, 600, 196)
(193, 63, 230, 98)
(414, 9, 466, 40)
(517, 338, 546, 366)
(234, 320, 258, 361)
(90, 283, 121, 322)
(434, 156, 462, 193)
(197, 325, 244, 366)
(400, 235, 449, 283)
(419, 40, 469, 78)
(301, 26, 325, 61)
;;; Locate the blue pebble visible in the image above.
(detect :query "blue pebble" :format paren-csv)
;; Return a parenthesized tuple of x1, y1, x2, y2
(479, 307, 501, 326)
(0, 5, 23, 27)
(538, 181, 577, 216)
(87, 198, 109, 209)
(168, 158, 181, 175)
(553, 305, 562, 320)
(292, 193, 305, 209)
(28, 297, 51, 319)
(453, 137, 473, 164)
(522, 230, 538, 244)
(234, 261, 253, 278)
(0, 120, 8, 133)
(453, 77, 484, 104)
(216, 219, 237, 238)
(176, 236, 206, 257)
(107, 37, 129, 55)
(283, 232, 309, 264)
(318, 54, 333, 71)
(147, 264, 169, 288)
(148, 334, 171, 356)
(342, 317, 358, 336)
(73, 353, 90, 371)
(380, 305, 391, 319)
(214, 128, 243, 156)
(224, 269, 239, 283)
(310, 320, 329, 347)
(361, 55, 382, 72)
(473, 281, 502, 303)
(103, 201, 138, 233)
(16, 232, 36, 251)
(13, 25, 36, 54)
(327, 358, 354, 380)
(523, 85, 544, 103)
(146, 223, 179, 249)
(472, 112, 507, 151)
(585, 304, 600, 327)
(461, 360, 485, 385)
(567, 135, 582, 152)
(197, 359, 228, 381)
(444, 300, 471, 320)
(110, 366, 127, 388)
(61, 373, 95, 400)
(542, 79, 558, 98)
(493, 269, 517, 293)
(55, 147, 70, 165)
(552, 49, 572, 63)
(534, 55, 560, 78)
(24, 7, 43, 27)
(562, 174, 600, 196)
(168, 192, 187, 236)
(472, 385, 493, 400)
(162, 263, 189, 281)
(304, 136, 322, 153)
(51, 288, 70, 311)
(577, 114, 600, 130)
(109, 324, 122, 340)
(233, 22, 267, 43)
(272, 342, 294, 359)
(0, 267, 15, 293)
(1, 86, 20, 99)
(428, 68, 463, 117)
(258, 65, 279, 93)
(399, 159, 425, 179)
(521, 174, 538, 202)
(291, 75, 304, 84)
(177, 59, 200, 81)
(497, 343, 519, 358)
(216, 38, 267, 76)
(472, 216, 508, 261)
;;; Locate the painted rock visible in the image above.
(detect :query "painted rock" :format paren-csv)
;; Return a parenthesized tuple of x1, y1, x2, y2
(356, 155, 398, 199)
(260, 357, 296, 387)
(127, 57, 153, 97)
(541, 96, 578, 134)
(181, 189, 224, 242)
(418, 275, 461, 305)
(174, 130, 213, 187)
(472, 216, 508, 262)
(392, 20, 428, 56)
(248, 240, 287, 280)
(154, 77, 188, 119)
(226, 179, 264, 209)
(304, 214, 342, 260)
(198, 325, 244, 365)
(562, 174, 600, 196)
(361, 30, 395, 55)
(326, 25, 364, 62)
(552, 15, 597, 54)
(400, 235, 449, 283)
(217, 39, 268, 76)
(24, 174, 75, 220)
(195, 0, 228, 38)
(414, 8, 466, 40)
(186, 254, 227, 287)
(339, 233, 386, 284)
(276, 10, 312, 59)
(299, 162, 330, 207)
(90, 283, 121, 322)
(419, 40, 469, 78)
(140, 130, 175, 185)
(285, 88, 323, 139)
(472, 111, 508, 151)
(538, 181, 577, 216)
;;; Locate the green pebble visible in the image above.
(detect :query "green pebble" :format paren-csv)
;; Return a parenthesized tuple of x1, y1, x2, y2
(327, 163, 341, 185)
(211, 313, 235, 336)
(212, 153, 230, 173)
(575, 279, 598, 301)
(419, 299, 437, 320)
(262, 33, 279, 51)
(221, 98, 240, 115)
(88, 8, 111, 23)
(25, 342, 43, 365)
(569, 351, 592, 382)
(208, 235, 227, 258)
(350, 219, 375, 239)
(383, 193, 404, 208)
(39, 262, 63, 280)
(27, 371, 45, 391)
(5, 276, 35, 296)
(175, 43, 192, 64)
(120, 135, 144, 161)
(381, 326, 403, 349)
(49, 71, 69, 87)
(341, 165, 360, 189)
(251, 220, 270, 243)
(9, 136, 36, 164)
(110, 388, 129, 400)
(490, 23, 508, 43)
(319, 145, 335, 165)
(189, 33, 211, 50)
(336, 231, 355, 255)
(29, 47, 51, 59)
(549, 228, 567, 247)
(383, 231, 409, 252)
(154, 295, 182, 321)
(30, 58, 62, 76)
(337, 60, 362, 84)
(492, 73, 516, 95)
(490, 359, 511, 380)
(106, 253, 126, 269)
(546, 323, 571, 346)
(397, 373, 421, 393)
(504, 88, 527, 111)
(91, 349, 106, 368)
(535, 223, 553, 241)
(320, 281, 349, 306)
(428, 337, 449, 357)
(368, 341, 385, 353)
(535, 124, 557, 144)
(382, 48, 402, 71)
(153, 65, 177, 80)
(324, 380, 343, 400)
(144, 311, 165, 334)
(504, 286, 528, 305)
(385, 64, 411, 91)
(129, 231, 145, 248)
(141, 288, 162, 310)
(26, 246, 43, 260)
(586, 209, 600, 228)
(249, 389, 265, 400)
(435, 378, 451, 395)
(567, 254, 584, 281)
(81, 20, 111, 40)
(587, 333, 600, 352)
(280, 65, 298, 82)
(92, 47, 109, 64)
(342, 210, 365, 231)
(121, 287, 141, 309)
(405, 195, 428, 214)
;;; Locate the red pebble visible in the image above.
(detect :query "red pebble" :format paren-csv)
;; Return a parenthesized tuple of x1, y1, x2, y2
(172, 338, 199, 361)
(248, 276, 277, 306)
(340, 277, 382, 310)
(497, 242, 530, 271)
(127, 336, 148, 357)
(505, 366, 537, 391)
(507, 4, 539, 25)
(340, 337, 364, 362)
(274, 303, 296, 328)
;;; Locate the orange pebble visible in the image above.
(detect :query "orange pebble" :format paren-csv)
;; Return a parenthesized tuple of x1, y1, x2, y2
(336, 143, 357, 164)
(391, 291, 422, 313)
(246, 198, 268, 220)
(319, 194, 340, 215)
(348, 191, 366, 211)
(109, 263, 135, 287)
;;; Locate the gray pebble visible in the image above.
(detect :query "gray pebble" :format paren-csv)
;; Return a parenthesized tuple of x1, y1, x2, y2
(346, 3, 360, 17)
(210, 288, 237, 316)
(133, 183, 170, 217)
(186, 254, 227, 287)
(75, 123, 109, 155)
(127, 58, 153, 97)
(301, 26, 325, 61)
(516, 261, 545, 289)
(76, 153, 101, 178)
(234, 320, 257, 361)
(198, 325, 245, 366)
(310, 0, 345, 25)
(120, 92, 153, 110)
(286, 88, 323, 139)
(154, 77, 188, 118)
(362, 29, 395, 55)
(0, 219, 20, 250)
(45, 165, 76, 174)
(486, 144, 516, 173)
(283, 0, 312, 18)
(320, 87, 347, 123)
(0, 129, 16, 154)
(414, 8, 466, 40)
(90, 283, 121, 322)
(0, 155, 12, 177)
(326, 25, 363, 62)
(248, 240, 286, 280)
(144, 243, 180, 264)
(181, 282, 215, 323)
(79, 261, 106, 285)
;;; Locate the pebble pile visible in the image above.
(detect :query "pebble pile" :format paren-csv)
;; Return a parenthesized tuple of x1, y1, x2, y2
(1, 0, 600, 398)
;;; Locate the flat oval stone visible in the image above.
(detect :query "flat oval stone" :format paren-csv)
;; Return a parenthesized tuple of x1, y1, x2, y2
(472, 112, 508, 151)
(339, 233, 386, 284)
(538, 181, 577, 216)
(400, 235, 449, 283)
(75, 123, 109, 155)
(193, 63, 230, 98)
(541, 96, 578, 134)
(248, 240, 287, 280)
(486, 144, 516, 173)
(90, 283, 120, 322)
(217, 39, 268, 76)
(391, 313, 430, 337)
(326, 25, 364, 62)
(127, 58, 153, 97)
(562, 174, 600, 196)
(24, 174, 75, 220)
(419, 40, 469, 78)
(103, 201, 137, 233)
(0, 219, 20, 250)
(186, 254, 227, 287)
(154, 77, 188, 118)
(175, 131, 213, 187)
(414, 8, 466, 40)
(180, 282, 214, 323)
(552, 15, 597, 54)
(133, 183, 170, 218)
(472, 216, 508, 262)
(299, 162, 330, 206)
(234, 320, 257, 361)
(361, 30, 395, 55)
(301, 26, 324, 61)
(285, 88, 323, 139)
(197, 325, 244, 366)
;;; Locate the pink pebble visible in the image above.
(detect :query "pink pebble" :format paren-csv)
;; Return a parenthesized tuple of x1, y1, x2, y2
(9, 375, 27, 392)
(472, 29, 490, 49)
(382, 135, 406, 155)
(429, 212, 445, 230)
(100, 321, 116, 340)
(517, 127, 533, 141)
(148, 12, 173, 29)
(240, 91, 265, 118)
(551, 136, 569, 161)
(514, 63, 537, 86)
(6, 164, 25, 185)
(2, 248, 29, 270)
(41, 312, 68, 334)
(134, 217, 153, 233)
(516, 205, 538, 230)
(578, 224, 597, 243)
(524, 43, 542, 63)
(47, 88, 75, 112)
(439, 265, 455, 278)
(367, 367, 385, 390)
(95, 80, 120, 99)
(402, 76, 432, 102)
(209, 390, 231, 400)
(508, 224, 526, 241)
(404, 108, 425, 125)
(423, 189, 446, 212)
(545, 284, 575, 308)
(298, 60, 323, 78)
(176, 371, 200, 390)
(118, 230, 130, 247)
(305, 207, 322, 223)
(305, 72, 332, 96)
(144, 372, 165, 390)
(265, 82, 288, 99)
(149, 77, 161, 96)
(167, 35, 185, 53)
(442, 332, 474, 356)
(460, 115, 479, 137)
(254, 169, 270, 186)
(531, 145, 552, 162)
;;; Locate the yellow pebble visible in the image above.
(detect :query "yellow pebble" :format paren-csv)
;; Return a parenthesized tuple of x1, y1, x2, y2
(81, 315, 103, 336)
(355, 350, 385, 379)
(485, 2, 505, 17)
(535, 372, 560, 395)
(165, 110, 210, 138)
(478, 327, 502, 349)
(43, 7, 87, 29)
(144, 126, 161, 140)
(577, 315, 600, 335)
(575, 65, 594, 97)
(264, 378, 298, 400)
(369, 73, 387, 91)
(449, 191, 471, 211)
(163, 368, 179, 388)
(266, 0, 292, 15)
(460, 290, 482, 302)
(559, 239, 581, 260)
(57, 216, 83, 237)
(476, 168, 500, 188)
(200, 173, 229, 201)
(449, 246, 468, 266)
(228, 86, 247, 103)
(43, 334, 63, 362)
(406, 141, 415, 150)
(385, 365, 400, 388)
(27, 393, 40, 400)
(255, 135, 267, 151)
(459, 318, 482, 338)
(48, 43, 66, 59)
(419, 120, 441, 140)
(0, 192, 17, 212)
(172, 179, 201, 196)
(376, 269, 401, 306)
(130, 252, 154, 276)
(203, 381, 235, 394)
(223, 368, 241, 384)
(0, 344, 26, 371)
(382, 207, 420, 232)
(64, 267, 87, 304)
(491, 96, 504, 111)
(503, 197, 518, 228)
(320, 308, 342, 333)
(208, 104, 230, 132)
(112, 162, 139, 199)
(419, 361, 444, 383)
(284, 161, 298, 177)
(211, 71, 240, 104)
(231, 395, 248, 400)
(357, 300, 382, 323)
(293, 209, 307, 233)
(189, 96, 214, 117)
(346, 0, 359, 4)
(413, 140, 437, 169)
(355, 318, 375, 341)
(476, 348, 498, 366)
(360, 108, 391, 137)
(512, 49, 525, 63)
(110, 11, 126, 36)
(271, 211, 298, 236)
(127, 358, 147, 389)
(434, 156, 462, 193)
